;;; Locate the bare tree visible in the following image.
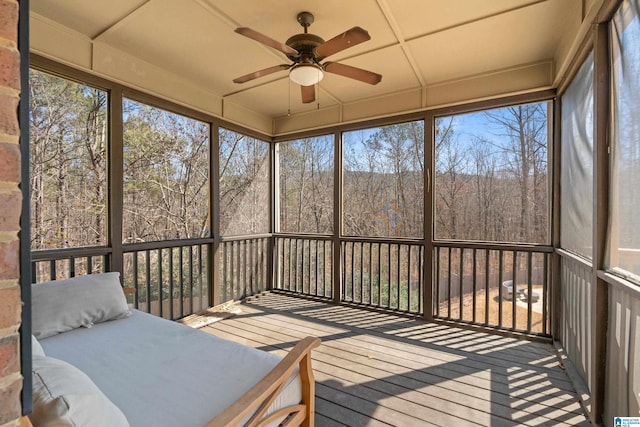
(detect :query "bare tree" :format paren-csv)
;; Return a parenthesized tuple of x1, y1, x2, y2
(485, 104, 548, 242)
(279, 136, 333, 233)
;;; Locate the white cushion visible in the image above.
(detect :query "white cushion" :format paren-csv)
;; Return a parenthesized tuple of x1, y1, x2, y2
(31, 355, 129, 427)
(32, 335, 45, 357)
(32, 272, 131, 339)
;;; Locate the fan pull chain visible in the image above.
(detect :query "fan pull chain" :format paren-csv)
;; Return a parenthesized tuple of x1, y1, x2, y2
(316, 68, 320, 110)
(288, 78, 291, 116)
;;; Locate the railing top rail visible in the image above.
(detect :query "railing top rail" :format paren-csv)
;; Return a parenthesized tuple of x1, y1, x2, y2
(556, 248, 593, 267)
(340, 236, 424, 245)
(123, 237, 214, 252)
(434, 240, 554, 253)
(220, 233, 272, 242)
(32, 246, 113, 261)
(274, 233, 333, 241)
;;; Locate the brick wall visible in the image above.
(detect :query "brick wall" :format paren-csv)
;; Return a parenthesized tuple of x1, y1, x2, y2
(0, 0, 23, 425)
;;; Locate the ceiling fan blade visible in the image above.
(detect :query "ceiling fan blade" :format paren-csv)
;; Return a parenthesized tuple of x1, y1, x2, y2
(323, 62, 382, 85)
(315, 27, 370, 59)
(233, 64, 291, 84)
(235, 27, 299, 56)
(301, 85, 315, 104)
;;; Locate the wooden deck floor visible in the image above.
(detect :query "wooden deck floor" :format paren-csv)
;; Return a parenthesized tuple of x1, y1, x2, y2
(202, 292, 589, 427)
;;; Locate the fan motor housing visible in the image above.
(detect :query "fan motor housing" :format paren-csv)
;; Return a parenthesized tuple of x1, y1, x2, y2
(285, 33, 325, 61)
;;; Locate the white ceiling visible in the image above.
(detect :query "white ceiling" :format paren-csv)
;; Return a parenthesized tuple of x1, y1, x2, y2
(29, 0, 595, 134)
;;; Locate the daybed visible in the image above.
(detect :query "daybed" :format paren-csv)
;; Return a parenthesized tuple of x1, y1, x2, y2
(29, 273, 320, 427)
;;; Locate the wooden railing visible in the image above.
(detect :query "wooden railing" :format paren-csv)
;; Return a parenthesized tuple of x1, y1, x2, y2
(31, 246, 111, 283)
(32, 236, 553, 336)
(219, 235, 269, 304)
(341, 238, 423, 315)
(274, 235, 333, 298)
(557, 250, 594, 396)
(434, 242, 552, 335)
(122, 238, 212, 319)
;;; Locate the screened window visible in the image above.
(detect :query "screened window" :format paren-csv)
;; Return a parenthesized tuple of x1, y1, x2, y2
(278, 135, 333, 234)
(122, 99, 210, 242)
(219, 128, 269, 236)
(343, 121, 424, 238)
(434, 103, 550, 243)
(608, 0, 640, 281)
(29, 70, 108, 250)
(560, 53, 594, 259)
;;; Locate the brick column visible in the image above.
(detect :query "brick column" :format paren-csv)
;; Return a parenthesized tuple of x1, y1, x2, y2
(0, 0, 23, 425)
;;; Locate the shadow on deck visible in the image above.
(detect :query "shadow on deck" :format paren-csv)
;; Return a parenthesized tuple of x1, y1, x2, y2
(202, 292, 589, 427)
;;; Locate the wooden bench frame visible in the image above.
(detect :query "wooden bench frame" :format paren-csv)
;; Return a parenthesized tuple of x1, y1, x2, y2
(207, 336, 321, 427)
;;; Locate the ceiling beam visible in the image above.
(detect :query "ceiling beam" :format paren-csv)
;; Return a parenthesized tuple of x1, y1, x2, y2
(91, 0, 153, 41)
(375, 0, 425, 87)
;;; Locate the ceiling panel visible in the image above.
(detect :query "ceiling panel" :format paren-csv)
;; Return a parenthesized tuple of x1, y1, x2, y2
(30, 0, 149, 38)
(96, 0, 281, 96)
(386, 0, 542, 39)
(408, 0, 574, 84)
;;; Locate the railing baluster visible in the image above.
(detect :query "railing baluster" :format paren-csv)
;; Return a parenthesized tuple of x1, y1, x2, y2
(301, 238, 306, 294)
(198, 244, 204, 311)
(189, 245, 194, 314)
(233, 242, 238, 299)
(221, 242, 228, 303)
(458, 248, 464, 320)
(512, 250, 517, 330)
(241, 240, 246, 298)
(145, 250, 151, 314)
(396, 244, 401, 310)
(407, 245, 412, 312)
(447, 247, 452, 318)
(31, 261, 37, 283)
(288, 238, 293, 291)
(498, 250, 504, 328)
(387, 243, 391, 309)
(158, 249, 164, 317)
(169, 247, 174, 320)
(158, 248, 163, 318)
(50, 260, 56, 281)
(435, 247, 440, 317)
(179, 246, 184, 317)
(472, 248, 477, 323)
(133, 252, 139, 310)
(419, 245, 423, 315)
(326, 240, 331, 297)
(314, 239, 319, 296)
(359, 242, 364, 304)
(373, 243, 379, 306)
(485, 250, 490, 325)
(292, 239, 300, 292)
(527, 251, 533, 333)
(543, 253, 548, 335)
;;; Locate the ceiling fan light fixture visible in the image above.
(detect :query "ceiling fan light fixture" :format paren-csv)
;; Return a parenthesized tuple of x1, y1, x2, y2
(289, 64, 324, 86)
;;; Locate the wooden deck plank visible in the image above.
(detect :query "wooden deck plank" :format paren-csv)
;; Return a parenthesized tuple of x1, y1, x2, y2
(234, 309, 576, 390)
(201, 294, 589, 427)
(246, 295, 566, 372)
(263, 295, 556, 359)
(210, 317, 585, 426)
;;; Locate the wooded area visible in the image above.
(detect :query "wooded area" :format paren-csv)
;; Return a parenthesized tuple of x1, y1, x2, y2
(30, 70, 549, 251)
(435, 103, 549, 244)
(30, 70, 108, 250)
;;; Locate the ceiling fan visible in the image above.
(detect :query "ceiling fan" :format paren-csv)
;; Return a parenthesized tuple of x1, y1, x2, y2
(233, 11, 382, 104)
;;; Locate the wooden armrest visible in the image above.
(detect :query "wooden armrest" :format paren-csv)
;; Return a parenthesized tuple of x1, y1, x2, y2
(122, 288, 136, 295)
(20, 416, 33, 427)
(207, 336, 321, 427)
